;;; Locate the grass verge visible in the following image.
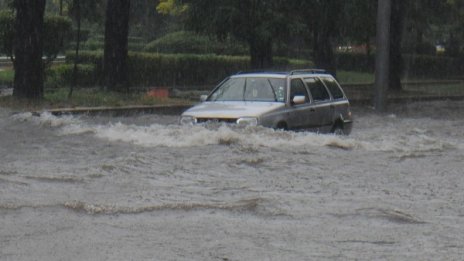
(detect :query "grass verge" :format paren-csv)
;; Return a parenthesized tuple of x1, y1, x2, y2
(0, 68, 14, 85)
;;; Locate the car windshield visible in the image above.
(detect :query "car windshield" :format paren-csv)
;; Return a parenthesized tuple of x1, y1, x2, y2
(208, 77, 286, 102)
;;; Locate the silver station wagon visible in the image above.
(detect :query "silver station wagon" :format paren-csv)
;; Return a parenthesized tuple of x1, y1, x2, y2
(180, 70, 353, 134)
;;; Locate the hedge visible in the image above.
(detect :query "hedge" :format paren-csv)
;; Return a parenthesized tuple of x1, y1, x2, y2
(69, 40, 146, 52)
(336, 52, 464, 78)
(144, 31, 248, 56)
(402, 54, 464, 78)
(336, 52, 375, 73)
(66, 51, 312, 87)
(46, 64, 97, 88)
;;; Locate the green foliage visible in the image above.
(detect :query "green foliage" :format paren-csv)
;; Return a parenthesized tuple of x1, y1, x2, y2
(0, 12, 72, 61)
(127, 52, 250, 86)
(66, 50, 103, 64)
(66, 0, 105, 24)
(144, 31, 247, 55)
(337, 53, 375, 73)
(342, 0, 376, 45)
(65, 51, 312, 87)
(156, 0, 188, 16)
(178, 0, 297, 68)
(43, 15, 72, 60)
(69, 39, 146, 52)
(336, 52, 464, 79)
(45, 64, 97, 88)
(403, 54, 464, 78)
(0, 10, 14, 57)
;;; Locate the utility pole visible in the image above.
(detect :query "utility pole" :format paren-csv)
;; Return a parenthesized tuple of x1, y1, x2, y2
(374, 0, 392, 112)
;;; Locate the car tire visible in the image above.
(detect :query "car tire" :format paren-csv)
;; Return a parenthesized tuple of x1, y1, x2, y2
(332, 123, 345, 135)
(276, 121, 288, 130)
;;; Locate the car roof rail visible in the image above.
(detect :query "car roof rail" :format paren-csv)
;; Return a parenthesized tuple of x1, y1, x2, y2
(288, 69, 327, 75)
(235, 70, 267, 75)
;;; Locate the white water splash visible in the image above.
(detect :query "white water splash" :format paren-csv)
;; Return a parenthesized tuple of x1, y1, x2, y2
(11, 111, 459, 154)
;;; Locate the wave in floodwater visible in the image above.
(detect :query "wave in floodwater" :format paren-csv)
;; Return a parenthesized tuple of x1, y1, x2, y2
(11, 112, 460, 154)
(0, 198, 261, 215)
(63, 198, 261, 215)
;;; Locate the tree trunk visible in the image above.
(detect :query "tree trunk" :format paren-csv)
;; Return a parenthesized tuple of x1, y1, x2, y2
(104, 0, 130, 92)
(13, 0, 46, 100)
(313, 30, 337, 77)
(311, 0, 339, 77)
(249, 37, 273, 69)
(59, 0, 63, 16)
(69, 0, 81, 100)
(388, 0, 404, 91)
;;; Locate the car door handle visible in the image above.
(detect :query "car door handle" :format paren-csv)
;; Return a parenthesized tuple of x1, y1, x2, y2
(310, 108, 316, 112)
(330, 105, 335, 109)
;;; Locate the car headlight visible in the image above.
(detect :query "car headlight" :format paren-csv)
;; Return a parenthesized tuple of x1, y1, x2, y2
(236, 117, 258, 126)
(180, 116, 196, 125)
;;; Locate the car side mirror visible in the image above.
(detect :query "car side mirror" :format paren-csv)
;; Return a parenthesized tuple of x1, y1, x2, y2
(292, 95, 306, 105)
(200, 95, 208, 102)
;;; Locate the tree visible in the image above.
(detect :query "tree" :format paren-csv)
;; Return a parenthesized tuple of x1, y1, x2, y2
(442, 0, 464, 56)
(104, 0, 131, 91)
(43, 15, 72, 66)
(311, 0, 344, 77)
(1, 12, 71, 62)
(294, 0, 346, 76)
(68, 0, 81, 99)
(162, 0, 291, 69)
(131, 0, 171, 39)
(0, 10, 15, 61)
(13, 0, 47, 100)
(344, 0, 377, 64)
(388, 0, 405, 91)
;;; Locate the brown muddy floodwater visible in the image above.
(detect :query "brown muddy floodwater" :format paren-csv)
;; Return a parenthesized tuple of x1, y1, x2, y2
(1, 100, 464, 260)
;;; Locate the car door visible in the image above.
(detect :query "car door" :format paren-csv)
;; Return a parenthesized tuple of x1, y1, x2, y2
(286, 78, 314, 129)
(304, 77, 333, 132)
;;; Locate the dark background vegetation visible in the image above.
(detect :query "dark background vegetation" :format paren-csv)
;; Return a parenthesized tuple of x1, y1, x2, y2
(0, 0, 463, 101)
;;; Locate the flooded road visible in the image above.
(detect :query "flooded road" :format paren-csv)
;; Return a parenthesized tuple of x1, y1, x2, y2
(1, 100, 464, 260)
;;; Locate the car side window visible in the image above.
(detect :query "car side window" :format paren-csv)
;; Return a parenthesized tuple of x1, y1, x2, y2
(321, 77, 344, 99)
(290, 78, 309, 103)
(305, 78, 330, 102)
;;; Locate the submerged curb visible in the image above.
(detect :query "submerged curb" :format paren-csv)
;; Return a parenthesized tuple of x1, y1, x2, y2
(32, 104, 193, 116)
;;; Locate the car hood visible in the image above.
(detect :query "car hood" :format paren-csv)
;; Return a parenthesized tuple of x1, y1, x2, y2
(182, 101, 286, 119)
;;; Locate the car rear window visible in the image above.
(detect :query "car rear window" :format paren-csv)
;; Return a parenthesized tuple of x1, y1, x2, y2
(321, 77, 344, 99)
